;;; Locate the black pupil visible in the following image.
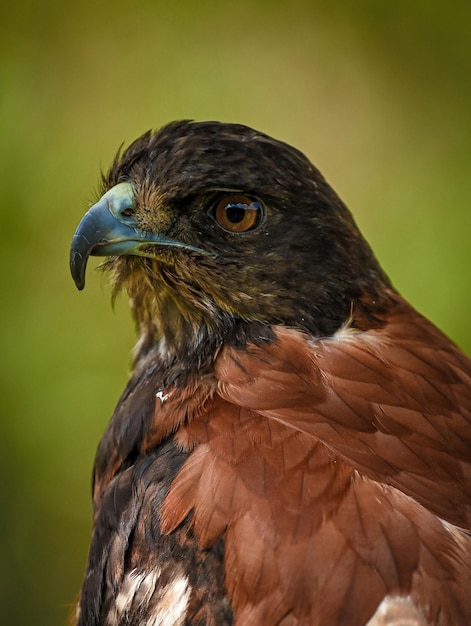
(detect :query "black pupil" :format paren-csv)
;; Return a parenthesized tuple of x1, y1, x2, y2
(226, 203, 248, 223)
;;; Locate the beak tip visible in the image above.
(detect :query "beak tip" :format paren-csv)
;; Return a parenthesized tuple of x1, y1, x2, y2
(70, 248, 87, 291)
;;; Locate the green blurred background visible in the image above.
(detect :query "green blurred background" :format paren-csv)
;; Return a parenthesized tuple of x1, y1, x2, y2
(1, 1, 470, 623)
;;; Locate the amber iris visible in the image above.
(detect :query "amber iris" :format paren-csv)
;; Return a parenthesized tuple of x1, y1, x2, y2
(214, 194, 263, 233)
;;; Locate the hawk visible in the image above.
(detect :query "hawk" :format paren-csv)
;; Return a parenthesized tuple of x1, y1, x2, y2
(70, 120, 471, 625)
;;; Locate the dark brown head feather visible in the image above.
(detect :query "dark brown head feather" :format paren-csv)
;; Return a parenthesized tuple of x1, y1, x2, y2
(101, 120, 392, 367)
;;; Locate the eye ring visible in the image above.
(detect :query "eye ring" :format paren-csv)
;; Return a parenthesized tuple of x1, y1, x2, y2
(213, 194, 264, 233)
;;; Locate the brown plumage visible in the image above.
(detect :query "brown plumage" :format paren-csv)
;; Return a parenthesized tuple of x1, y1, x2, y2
(70, 120, 471, 625)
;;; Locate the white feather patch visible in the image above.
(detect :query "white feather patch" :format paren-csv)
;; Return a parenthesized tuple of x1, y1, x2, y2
(147, 574, 191, 626)
(106, 567, 191, 626)
(366, 595, 427, 625)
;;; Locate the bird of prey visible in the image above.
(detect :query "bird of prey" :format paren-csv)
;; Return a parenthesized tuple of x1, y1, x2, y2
(70, 120, 471, 626)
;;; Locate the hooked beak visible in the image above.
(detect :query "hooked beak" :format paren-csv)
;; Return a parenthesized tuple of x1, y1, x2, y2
(70, 182, 206, 290)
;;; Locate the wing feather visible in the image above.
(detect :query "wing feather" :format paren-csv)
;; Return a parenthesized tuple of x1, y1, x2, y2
(215, 297, 471, 527)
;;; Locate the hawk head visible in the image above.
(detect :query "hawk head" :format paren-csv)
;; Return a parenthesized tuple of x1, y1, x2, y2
(71, 121, 391, 363)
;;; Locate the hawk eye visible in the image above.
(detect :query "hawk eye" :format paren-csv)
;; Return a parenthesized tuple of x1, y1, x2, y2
(213, 194, 264, 233)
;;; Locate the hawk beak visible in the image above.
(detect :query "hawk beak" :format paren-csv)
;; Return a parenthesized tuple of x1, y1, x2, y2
(70, 182, 207, 290)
